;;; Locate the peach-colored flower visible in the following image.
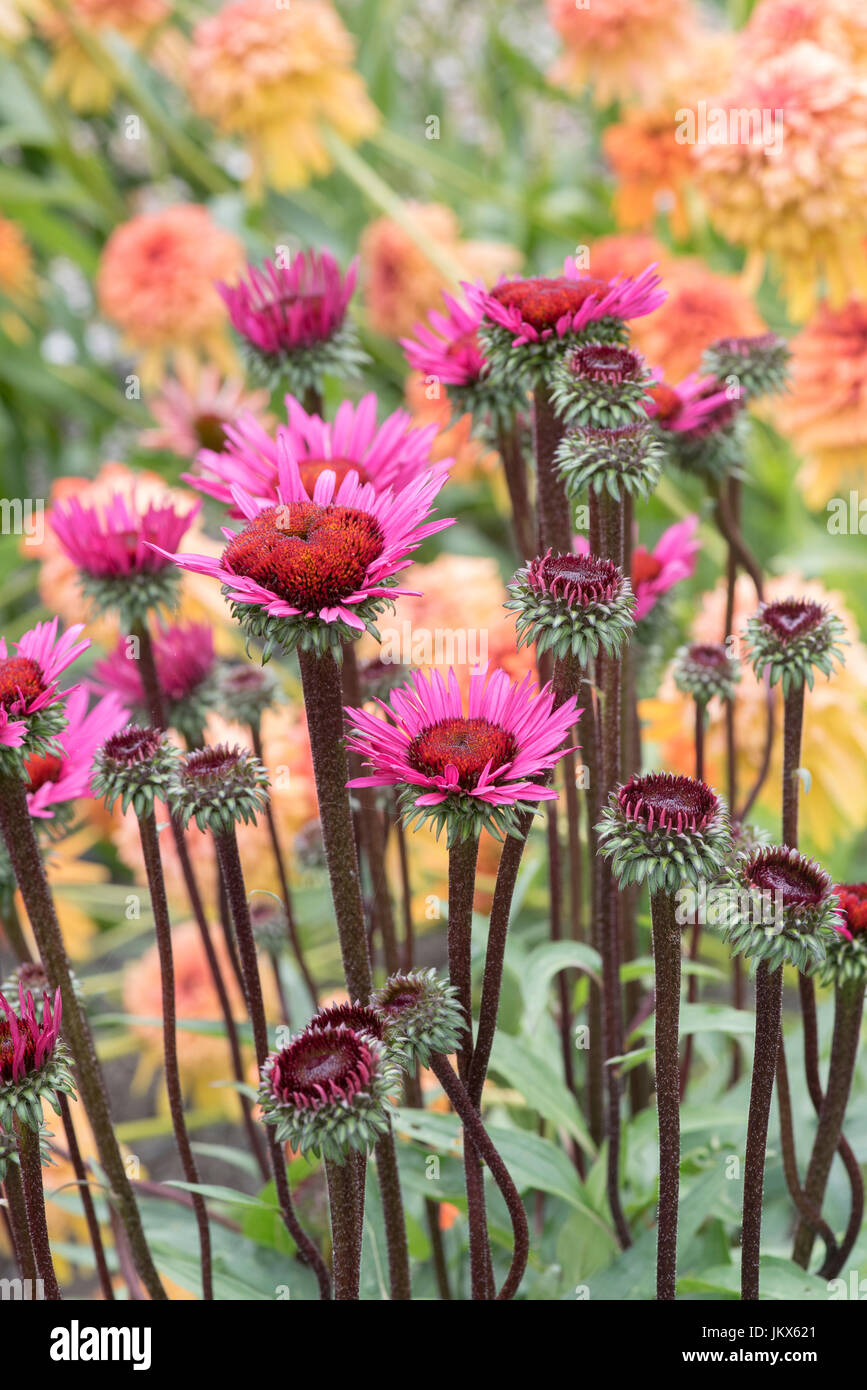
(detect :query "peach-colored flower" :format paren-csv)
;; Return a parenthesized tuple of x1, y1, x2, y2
(777, 299, 867, 505)
(694, 42, 867, 321)
(97, 205, 244, 385)
(603, 110, 696, 240)
(740, 0, 867, 67)
(546, 0, 697, 106)
(140, 363, 272, 459)
(403, 371, 498, 484)
(186, 0, 379, 194)
(360, 203, 521, 339)
(641, 573, 867, 852)
(39, 0, 182, 113)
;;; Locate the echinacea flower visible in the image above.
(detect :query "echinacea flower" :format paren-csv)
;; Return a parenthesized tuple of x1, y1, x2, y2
(140, 365, 272, 459)
(92, 622, 216, 744)
(258, 1023, 399, 1160)
(159, 465, 453, 659)
(673, 643, 740, 705)
(50, 489, 201, 625)
(213, 661, 281, 731)
(701, 334, 791, 403)
(91, 725, 180, 817)
(818, 882, 867, 984)
(777, 300, 867, 506)
(96, 205, 244, 386)
(550, 343, 654, 429)
(743, 597, 846, 694)
(190, 393, 444, 513)
(217, 249, 366, 392)
(468, 259, 666, 383)
(546, 0, 696, 106)
(693, 42, 867, 322)
(556, 421, 664, 507)
(574, 515, 700, 622)
(169, 745, 269, 835)
(308, 1000, 386, 1041)
(648, 374, 746, 480)
(0, 618, 88, 772)
(597, 771, 731, 894)
(506, 551, 635, 665)
(186, 0, 380, 194)
(0, 984, 73, 1132)
(400, 288, 514, 426)
(25, 685, 128, 821)
(370, 968, 464, 1067)
(345, 666, 580, 844)
(722, 845, 842, 972)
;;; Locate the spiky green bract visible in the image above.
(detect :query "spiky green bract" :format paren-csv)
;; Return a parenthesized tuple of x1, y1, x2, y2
(0, 1041, 75, 1134)
(477, 316, 629, 390)
(0, 704, 67, 782)
(743, 599, 846, 696)
(556, 420, 664, 506)
(370, 969, 464, 1068)
(169, 744, 269, 834)
(239, 322, 369, 396)
(258, 1024, 399, 1163)
(673, 643, 741, 705)
(396, 781, 531, 849)
(214, 660, 282, 729)
(597, 772, 731, 894)
(506, 551, 635, 665)
(78, 567, 181, 630)
(228, 589, 395, 664)
(550, 343, 653, 430)
(721, 846, 843, 974)
(91, 725, 179, 818)
(814, 884, 867, 988)
(0, 988, 74, 1134)
(661, 409, 749, 482)
(701, 333, 791, 402)
(0, 1125, 51, 1182)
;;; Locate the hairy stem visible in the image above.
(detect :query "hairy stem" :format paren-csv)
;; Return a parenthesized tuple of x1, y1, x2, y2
(741, 960, 783, 1301)
(325, 1158, 362, 1300)
(15, 1119, 61, 1299)
(650, 890, 681, 1300)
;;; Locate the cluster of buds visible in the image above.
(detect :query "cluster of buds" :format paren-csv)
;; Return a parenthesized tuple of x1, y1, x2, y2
(506, 551, 635, 666)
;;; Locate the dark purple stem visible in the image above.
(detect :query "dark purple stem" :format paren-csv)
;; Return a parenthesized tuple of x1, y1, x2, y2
(741, 960, 783, 1301)
(650, 889, 681, 1300)
(15, 1119, 61, 1299)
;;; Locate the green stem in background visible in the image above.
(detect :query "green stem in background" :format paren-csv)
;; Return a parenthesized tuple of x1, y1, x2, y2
(0, 775, 166, 1301)
(249, 720, 318, 1005)
(137, 809, 213, 1300)
(3, 1161, 36, 1283)
(325, 1158, 362, 1301)
(533, 382, 572, 554)
(495, 420, 536, 562)
(214, 825, 331, 1300)
(429, 1052, 529, 1300)
(650, 890, 682, 1300)
(57, 1093, 114, 1301)
(15, 1119, 61, 1300)
(792, 978, 866, 1269)
(741, 960, 783, 1301)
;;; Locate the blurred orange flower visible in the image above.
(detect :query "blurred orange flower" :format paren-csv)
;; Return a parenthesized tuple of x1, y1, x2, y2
(603, 110, 695, 241)
(740, 0, 867, 66)
(546, 0, 697, 106)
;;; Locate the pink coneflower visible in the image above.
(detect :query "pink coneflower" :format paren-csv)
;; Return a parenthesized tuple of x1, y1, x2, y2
(574, 516, 699, 621)
(832, 883, 867, 943)
(0, 984, 63, 1085)
(645, 375, 734, 435)
(25, 685, 128, 820)
(140, 366, 272, 458)
(468, 259, 666, 352)
(401, 289, 487, 388)
(345, 666, 580, 840)
(219, 249, 357, 360)
(0, 618, 88, 752)
(49, 490, 201, 622)
(190, 393, 443, 512)
(153, 466, 453, 654)
(93, 622, 215, 707)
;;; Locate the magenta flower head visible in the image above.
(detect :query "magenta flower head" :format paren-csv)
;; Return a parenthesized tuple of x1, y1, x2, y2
(0, 618, 89, 776)
(743, 598, 846, 696)
(258, 1023, 399, 1161)
(50, 490, 201, 625)
(217, 248, 366, 392)
(0, 984, 74, 1132)
(701, 333, 791, 403)
(723, 846, 843, 973)
(597, 772, 731, 895)
(92, 621, 216, 746)
(572, 517, 699, 623)
(345, 666, 580, 845)
(25, 685, 129, 822)
(169, 744, 269, 835)
(467, 258, 665, 384)
(189, 393, 443, 513)
(818, 883, 867, 986)
(400, 288, 515, 426)
(646, 374, 745, 479)
(154, 465, 453, 661)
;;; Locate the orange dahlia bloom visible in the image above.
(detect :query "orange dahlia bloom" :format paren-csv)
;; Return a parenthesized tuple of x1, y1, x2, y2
(603, 110, 696, 241)
(39, 0, 181, 113)
(740, 0, 867, 67)
(694, 41, 867, 321)
(641, 574, 867, 852)
(360, 202, 521, 339)
(546, 0, 697, 106)
(777, 300, 867, 505)
(97, 205, 244, 385)
(187, 0, 379, 194)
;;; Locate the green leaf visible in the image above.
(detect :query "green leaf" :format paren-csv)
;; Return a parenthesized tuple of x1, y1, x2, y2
(679, 1003, 757, 1036)
(679, 1256, 832, 1301)
(521, 940, 602, 1033)
(489, 1030, 596, 1157)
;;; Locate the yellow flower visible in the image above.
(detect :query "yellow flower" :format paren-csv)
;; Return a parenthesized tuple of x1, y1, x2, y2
(187, 0, 379, 194)
(777, 299, 867, 506)
(39, 0, 180, 114)
(546, 0, 697, 106)
(694, 42, 867, 321)
(642, 574, 867, 853)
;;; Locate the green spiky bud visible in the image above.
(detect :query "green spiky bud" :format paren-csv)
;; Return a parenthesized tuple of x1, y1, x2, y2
(556, 420, 664, 507)
(673, 643, 741, 704)
(700, 333, 790, 402)
(550, 343, 653, 430)
(721, 846, 843, 974)
(214, 660, 282, 730)
(743, 598, 846, 696)
(168, 744, 269, 834)
(91, 725, 179, 818)
(597, 772, 731, 895)
(370, 969, 464, 1067)
(506, 551, 636, 666)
